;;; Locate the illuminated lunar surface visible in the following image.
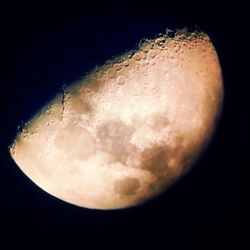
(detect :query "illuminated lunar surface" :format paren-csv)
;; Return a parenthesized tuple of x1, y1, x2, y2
(9, 30, 223, 210)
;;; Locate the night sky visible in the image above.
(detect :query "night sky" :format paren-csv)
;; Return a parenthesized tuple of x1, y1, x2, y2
(0, 2, 247, 249)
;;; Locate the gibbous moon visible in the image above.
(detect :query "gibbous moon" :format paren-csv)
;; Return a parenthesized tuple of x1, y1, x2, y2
(9, 29, 223, 210)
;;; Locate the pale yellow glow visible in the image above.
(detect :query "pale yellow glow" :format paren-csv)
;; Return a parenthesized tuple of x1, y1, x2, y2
(10, 29, 223, 210)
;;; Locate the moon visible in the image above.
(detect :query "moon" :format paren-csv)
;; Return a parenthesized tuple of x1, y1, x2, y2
(9, 29, 223, 210)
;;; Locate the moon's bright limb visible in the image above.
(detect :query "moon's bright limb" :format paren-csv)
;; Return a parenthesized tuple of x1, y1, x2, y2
(9, 29, 223, 210)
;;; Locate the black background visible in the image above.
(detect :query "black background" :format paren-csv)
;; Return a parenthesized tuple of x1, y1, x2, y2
(0, 1, 247, 249)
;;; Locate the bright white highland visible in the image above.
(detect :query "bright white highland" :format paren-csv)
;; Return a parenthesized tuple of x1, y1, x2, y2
(10, 30, 223, 209)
